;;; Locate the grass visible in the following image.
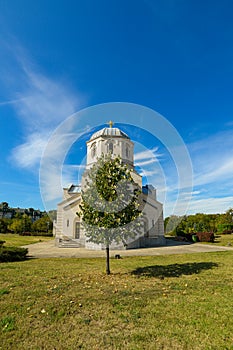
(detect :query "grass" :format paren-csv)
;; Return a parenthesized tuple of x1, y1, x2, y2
(1, 252, 233, 349)
(0, 234, 53, 247)
(212, 233, 233, 247)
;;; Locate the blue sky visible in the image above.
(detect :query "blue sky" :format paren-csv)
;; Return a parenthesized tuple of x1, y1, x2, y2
(0, 0, 233, 217)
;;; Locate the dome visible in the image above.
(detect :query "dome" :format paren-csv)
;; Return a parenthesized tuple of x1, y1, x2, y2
(90, 127, 129, 141)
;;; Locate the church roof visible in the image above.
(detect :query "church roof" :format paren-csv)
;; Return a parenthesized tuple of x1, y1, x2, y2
(90, 127, 129, 141)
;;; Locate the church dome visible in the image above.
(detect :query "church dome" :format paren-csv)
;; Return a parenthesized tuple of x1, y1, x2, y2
(90, 127, 129, 141)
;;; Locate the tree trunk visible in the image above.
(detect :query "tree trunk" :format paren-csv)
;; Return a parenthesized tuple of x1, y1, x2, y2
(106, 246, 110, 275)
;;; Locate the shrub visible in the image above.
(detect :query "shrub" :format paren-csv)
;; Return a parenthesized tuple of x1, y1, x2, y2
(30, 231, 53, 237)
(19, 231, 31, 236)
(195, 232, 215, 243)
(222, 230, 233, 235)
(0, 246, 28, 262)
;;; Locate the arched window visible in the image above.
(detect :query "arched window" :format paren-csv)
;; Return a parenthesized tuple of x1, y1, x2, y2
(91, 143, 96, 158)
(108, 142, 113, 154)
(126, 144, 129, 158)
(75, 222, 80, 239)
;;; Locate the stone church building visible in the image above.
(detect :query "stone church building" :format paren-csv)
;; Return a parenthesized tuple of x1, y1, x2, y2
(53, 123, 165, 249)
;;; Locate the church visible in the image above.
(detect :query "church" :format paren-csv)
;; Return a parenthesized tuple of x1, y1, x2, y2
(53, 122, 165, 249)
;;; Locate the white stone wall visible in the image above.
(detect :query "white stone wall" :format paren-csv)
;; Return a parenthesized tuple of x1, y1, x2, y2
(86, 136, 134, 168)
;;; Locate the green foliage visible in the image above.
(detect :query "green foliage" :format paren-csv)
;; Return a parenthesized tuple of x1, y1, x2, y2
(0, 219, 8, 233)
(30, 231, 53, 237)
(0, 246, 28, 262)
(166, 209, 233, 236)
(31, 214, 53, 233)
(8, 214, 32, 234)
(79, 154, 142, 247)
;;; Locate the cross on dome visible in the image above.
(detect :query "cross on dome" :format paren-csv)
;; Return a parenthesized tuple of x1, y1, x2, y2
(108, 120, 114, 128)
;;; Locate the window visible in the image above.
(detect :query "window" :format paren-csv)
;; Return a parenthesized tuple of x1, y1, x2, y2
(126, 144, 129, 158)
(75, 222, 81, 239)
(91, 143, 96, 158)
(108, 142, 113, 154)
(67, 219, 69, 227)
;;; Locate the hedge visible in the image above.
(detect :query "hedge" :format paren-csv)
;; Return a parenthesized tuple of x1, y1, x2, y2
(0, 246, 28, 262)
(195, 232, 215, 243)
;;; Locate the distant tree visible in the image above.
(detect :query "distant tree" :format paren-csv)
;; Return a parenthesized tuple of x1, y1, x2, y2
(216, 208, 233, 232)
(79, 154, 142, 274)
(165, 215, 184, 234)
(32, 215, 53, 233)
(0, 219, 8, 233)
(8, 214, 32, 234)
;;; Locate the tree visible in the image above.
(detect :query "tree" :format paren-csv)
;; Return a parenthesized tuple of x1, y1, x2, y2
(79, 154, 142, 274)
(0, 219, 8, 233)
(8, 214, 32, 234)
(32, 215, 53, 233)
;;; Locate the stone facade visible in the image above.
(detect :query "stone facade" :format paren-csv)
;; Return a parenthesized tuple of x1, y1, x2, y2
(53, 124, 165, 249)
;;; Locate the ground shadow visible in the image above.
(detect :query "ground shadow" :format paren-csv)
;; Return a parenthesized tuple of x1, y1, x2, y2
(131, 262, 218, 278)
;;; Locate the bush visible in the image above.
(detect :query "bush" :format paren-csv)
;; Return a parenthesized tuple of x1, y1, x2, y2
(195, 232, 215, 243)
(0, 246, 28, 262)
(19, 231, 31, 236)
(30, 231, 53, 237)
(222, 230, 233, 235)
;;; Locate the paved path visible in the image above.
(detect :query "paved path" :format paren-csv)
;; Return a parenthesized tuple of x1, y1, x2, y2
(23, 239, 233, 259)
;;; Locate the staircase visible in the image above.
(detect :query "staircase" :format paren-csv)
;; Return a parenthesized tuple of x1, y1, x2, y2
(58, 238, 81, 248)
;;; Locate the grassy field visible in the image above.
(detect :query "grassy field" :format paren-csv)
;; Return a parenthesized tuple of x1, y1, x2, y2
(213, 233, 233, 247)
(1, 251, 233, 349)
(0, 234, 53, 247)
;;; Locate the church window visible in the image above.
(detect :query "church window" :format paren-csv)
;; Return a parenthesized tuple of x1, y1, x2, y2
(108, 142, 113, 154)
(126, 144, 129, 158)
(67, 219, 69, 227)
(75, 222, 81, 239)
(91, 143, 97, 158)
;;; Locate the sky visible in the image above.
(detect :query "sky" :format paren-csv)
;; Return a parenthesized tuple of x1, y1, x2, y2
(0, 0, 233, 217)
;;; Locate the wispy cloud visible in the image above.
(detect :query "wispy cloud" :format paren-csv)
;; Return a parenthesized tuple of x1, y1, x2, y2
(134, 147, 161, 161)
(2, 44, 83, 170)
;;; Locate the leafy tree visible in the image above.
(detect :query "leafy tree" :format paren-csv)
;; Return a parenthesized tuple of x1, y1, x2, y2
(8, 214, 32, 234)
(0, 219, 8, 233)
(165, 215, 184, 234)
(32, 215, 53, 233)
(79, 154, 142, 274)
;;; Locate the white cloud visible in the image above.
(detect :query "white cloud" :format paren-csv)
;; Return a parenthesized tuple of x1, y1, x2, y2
(135, 158, 158, 167)
(139, 169, 159, 177)
(134, 147, 161, 161)
(10, 132, 49, 168)
(6, 47, 82, 170)
(194, 156, 233, 187)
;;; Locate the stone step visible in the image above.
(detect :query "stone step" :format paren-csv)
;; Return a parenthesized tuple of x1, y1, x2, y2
(59, 240, 80, 248)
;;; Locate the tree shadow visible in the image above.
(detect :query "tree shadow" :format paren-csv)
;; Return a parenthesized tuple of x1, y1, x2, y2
(131, 262, 218, 278)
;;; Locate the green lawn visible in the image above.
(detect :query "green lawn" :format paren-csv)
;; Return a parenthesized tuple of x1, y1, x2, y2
(0, 233, 53, 247)
(1, 252, 233, 349)
(213, 233, 233, 247)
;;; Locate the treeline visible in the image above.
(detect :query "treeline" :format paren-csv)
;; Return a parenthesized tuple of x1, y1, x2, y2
(0, 202, 54, 236)
(165, 208, 233, 235)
